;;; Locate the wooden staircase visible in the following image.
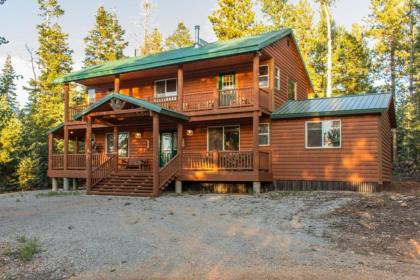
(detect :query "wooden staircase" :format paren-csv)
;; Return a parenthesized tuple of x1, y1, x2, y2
(90, 170, 154, 197)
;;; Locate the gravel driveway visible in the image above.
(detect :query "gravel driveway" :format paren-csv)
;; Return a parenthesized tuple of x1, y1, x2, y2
(0, 191, 418, 280)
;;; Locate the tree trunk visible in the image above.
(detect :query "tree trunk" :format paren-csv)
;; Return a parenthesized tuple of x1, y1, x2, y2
(323, 2, 332, 97)
(390, 38, 396, 99)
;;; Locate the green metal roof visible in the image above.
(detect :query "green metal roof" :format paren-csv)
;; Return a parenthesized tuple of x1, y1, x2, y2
(74, 93, 189, 120)
(271, 93, 393, 119)
(54, 29, 294, 84)
(48, 93, 188, 134)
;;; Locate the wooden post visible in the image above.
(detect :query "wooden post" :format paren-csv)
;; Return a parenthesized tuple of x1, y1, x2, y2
(177, 122, 183, 167)
(64, 83, 70, 122)
(113, 126, 119, 171)
(253, 52, 260, 110)
(86, 116, 92, 193)
(75, 137, 79, 154)
(252, 111, 260, 174)
(152, 113, 160, 197)
(114, 74, 120, 93)
(177, 65, 183, 111)
(48, 134, 53, 171)
(63, 125, 69, 170)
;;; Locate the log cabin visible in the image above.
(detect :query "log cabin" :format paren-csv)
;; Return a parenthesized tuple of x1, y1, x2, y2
(48, 27, 396, 196)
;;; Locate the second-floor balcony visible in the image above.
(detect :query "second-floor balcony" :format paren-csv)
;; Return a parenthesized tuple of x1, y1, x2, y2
(68, 87, 272, 121)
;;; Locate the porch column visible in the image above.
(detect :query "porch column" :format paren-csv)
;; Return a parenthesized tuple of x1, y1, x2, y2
(63, 178, 70, 191)
(252, 111, 260, 174)
(114, 74, 120, 93)
(75, 137, 79, 154)
(64, 83, 70, 122)
(253, 52, 260, 110)
(113, 126, 119, 171)
(177, 65, 183, 111)
(48, 134, 53, 171)
(177, 122, 183, 163)
(52, 178, 58, 191)
(63, 125, 69, 170)
(85, 116, 92, 193)
(152, 113, 160, 197)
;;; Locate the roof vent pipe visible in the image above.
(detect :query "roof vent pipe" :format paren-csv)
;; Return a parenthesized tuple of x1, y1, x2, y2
(194, 25, 201, 48)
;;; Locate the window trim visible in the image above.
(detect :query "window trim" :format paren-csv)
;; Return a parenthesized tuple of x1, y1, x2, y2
(105, 131, 130, 158)
(274, 66, 280, 90)
(154, 78, 177, 98)
(259, 64, 270, 88)
(258, 123, 270, 146)
(305, 120, 342, 149)
(207, 125, 241, 152)
(287, 78, 297, 100)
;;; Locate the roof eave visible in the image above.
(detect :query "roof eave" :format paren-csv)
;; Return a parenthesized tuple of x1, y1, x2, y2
(271, 108, 387, 120)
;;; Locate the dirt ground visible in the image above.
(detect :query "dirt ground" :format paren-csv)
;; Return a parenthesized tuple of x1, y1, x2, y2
(0, 180, 419, 280)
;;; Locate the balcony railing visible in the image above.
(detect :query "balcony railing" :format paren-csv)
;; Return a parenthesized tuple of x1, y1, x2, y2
(69, 104, 89, 120)
(144, 96, 178, 111)
(182, 88, 255, 113)
(50, 153, 109, 170)
(182, 150, 254, 171)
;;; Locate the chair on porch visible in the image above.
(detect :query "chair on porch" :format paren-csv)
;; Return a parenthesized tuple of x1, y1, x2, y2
(122, 157, 150, 171)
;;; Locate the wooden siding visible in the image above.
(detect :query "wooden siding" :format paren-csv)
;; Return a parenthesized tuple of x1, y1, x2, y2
(270, 115, 381, 183)
(263, 35, 313, 108)
(380, 110, 393, 182)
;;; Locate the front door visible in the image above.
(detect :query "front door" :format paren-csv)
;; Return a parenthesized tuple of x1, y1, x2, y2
(160, 131, 177, 167)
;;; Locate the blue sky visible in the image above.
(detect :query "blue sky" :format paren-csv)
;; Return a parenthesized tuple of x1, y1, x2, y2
(0, 0, 371, 107)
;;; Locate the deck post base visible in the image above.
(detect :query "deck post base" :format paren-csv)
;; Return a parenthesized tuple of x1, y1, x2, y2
(72, 178, 77, 190)
(175, 180, 182, 194)
(63, 178, 70, 191)
(253, 181, 261, 194)
(52, 178, 58, 191)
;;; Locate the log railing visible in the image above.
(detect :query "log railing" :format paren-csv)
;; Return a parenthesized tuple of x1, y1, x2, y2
(258, 151, 270, 172)
(182, 91, 215, 112)
(259, 88, 271, 111)
(67, 154, 86, 170)
(69, 104, 89, 120)
(182, 151, 215, 170)
(92, 153, 108, 168)
(144, 96, 178, 110)
(51, 154, 64, 170)
(218, 87, 253, 108)
(218, 150, 253, 170)
(91, 154, 117, 187)
(158, 153, 181, 189)
(182, 150, 254, 171)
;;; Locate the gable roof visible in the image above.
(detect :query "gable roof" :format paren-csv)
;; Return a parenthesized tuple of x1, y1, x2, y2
(74, 93, 189, 121)
(54, 29, 294, 84)
(271, 93, 394, 120)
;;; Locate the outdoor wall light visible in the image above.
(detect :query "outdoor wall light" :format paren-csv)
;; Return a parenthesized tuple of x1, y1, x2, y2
(186, 129, 194, 136)
(135, 132, 142, 139)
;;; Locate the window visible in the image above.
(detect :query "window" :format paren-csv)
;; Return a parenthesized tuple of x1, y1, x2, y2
(106, 132, 129, 157)
(219, 73, 236, 90)
(287, 79, 297, 100)
(87, 88, 95, 104)
(274, 66, 280, 90)
(208, 126, 240, 151)
(259, 65, 269, 88)
(306, 120, 341, 148)
(154, 78, 177, 98)
(259, 123, 270, 145)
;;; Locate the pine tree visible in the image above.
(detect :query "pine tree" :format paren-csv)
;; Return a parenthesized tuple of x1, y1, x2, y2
(367, 0, 410, 98)
(0, 55, 22, 191)
(315, 0, 335, 97)
(165, 22, 193, 50)
(0, 55, 21, 112)
(209, 0, 259, 40)
(141, 27, 163, 55)
(83, 6, 128, 67)
(332, 25, 372, 95)
(19, 0, 73, 189)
